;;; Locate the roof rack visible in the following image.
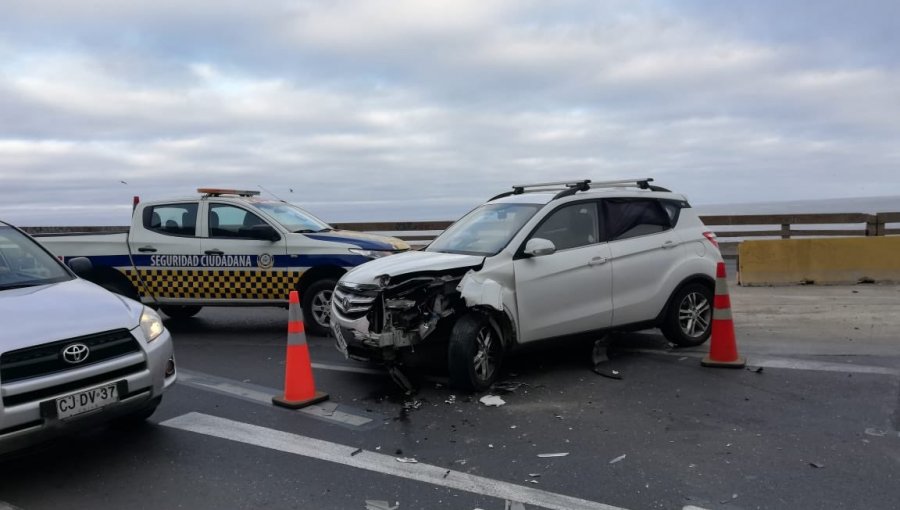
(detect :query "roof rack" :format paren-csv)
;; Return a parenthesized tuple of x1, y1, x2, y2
(197, 188, 261, 197)
(488, 178, 668, 201)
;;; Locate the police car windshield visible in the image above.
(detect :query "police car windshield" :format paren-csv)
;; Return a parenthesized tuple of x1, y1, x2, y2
(255, 202, 331, 233)
(0, 226, 73, 290)
(426, 203, 541, 256)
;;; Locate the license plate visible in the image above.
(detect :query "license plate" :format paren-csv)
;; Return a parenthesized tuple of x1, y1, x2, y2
(332, 324, 349, 358)
(54, 383, 119, 420)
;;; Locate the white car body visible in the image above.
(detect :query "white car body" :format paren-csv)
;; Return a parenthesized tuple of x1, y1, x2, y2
(331, 180, 721, 388)
(0, 221, 175, 454)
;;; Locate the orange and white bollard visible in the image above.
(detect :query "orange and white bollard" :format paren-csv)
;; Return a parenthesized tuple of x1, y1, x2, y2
(701, 262, 746, 368)
(272, 291, 329, 409)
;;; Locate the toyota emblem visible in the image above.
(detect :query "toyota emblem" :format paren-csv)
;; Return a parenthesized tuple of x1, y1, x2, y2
(342, 296, 350, 310)
(62, 343, 90, 364)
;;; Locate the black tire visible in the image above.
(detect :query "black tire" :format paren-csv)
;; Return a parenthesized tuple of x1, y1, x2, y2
(448, 312, 504, 392)
(302, 278, 337, 336)
(159, 305, 203, 319)
(661, 282, 714, 347)
(112, 396, 161, 428)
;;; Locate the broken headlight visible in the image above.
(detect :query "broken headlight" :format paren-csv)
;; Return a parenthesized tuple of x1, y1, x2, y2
(385, 298, 417, 310)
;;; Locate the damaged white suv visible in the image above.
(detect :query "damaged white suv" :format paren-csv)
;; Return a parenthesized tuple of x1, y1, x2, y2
(332, 179, 721, 390)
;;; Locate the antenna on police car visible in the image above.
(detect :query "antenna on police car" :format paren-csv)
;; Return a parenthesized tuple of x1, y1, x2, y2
(257, 184, 286, 202)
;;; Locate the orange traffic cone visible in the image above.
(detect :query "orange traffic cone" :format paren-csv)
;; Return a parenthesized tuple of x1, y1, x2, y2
(272, 291, 329, 408)
(701, 262, 746, 368)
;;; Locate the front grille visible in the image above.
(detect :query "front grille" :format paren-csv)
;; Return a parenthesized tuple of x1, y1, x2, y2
(3, 362, 145, 407)
(1, 329, 141, 383)
(333, 285, 379, 321)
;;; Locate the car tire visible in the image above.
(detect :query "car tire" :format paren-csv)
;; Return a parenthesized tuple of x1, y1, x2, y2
(448, 312, 504, 392)
(302, 278, 337, 337)
(159, 305, 203, 319)
(661, 282, 714, 347)
(112, 396, 161, 428)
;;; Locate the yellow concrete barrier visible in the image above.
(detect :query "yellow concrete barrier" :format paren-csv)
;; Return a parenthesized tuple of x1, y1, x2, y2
(738, 237, 900, 286)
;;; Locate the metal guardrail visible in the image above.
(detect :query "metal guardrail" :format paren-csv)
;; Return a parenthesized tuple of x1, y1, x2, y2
(22, 212, 900, 253)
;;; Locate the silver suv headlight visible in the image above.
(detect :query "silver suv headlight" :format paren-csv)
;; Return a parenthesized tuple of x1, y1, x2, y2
(349, 248, 395, 259)
(140, 306, 165, 342)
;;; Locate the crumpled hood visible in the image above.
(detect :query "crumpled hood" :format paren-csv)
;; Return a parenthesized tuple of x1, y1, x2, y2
(342, 250, 483, 285)
(303, 230, 410, 251)
(0, 279, 143, 353)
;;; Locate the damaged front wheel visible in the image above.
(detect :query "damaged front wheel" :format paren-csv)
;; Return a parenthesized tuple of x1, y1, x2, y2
(448, 313, 504, 391)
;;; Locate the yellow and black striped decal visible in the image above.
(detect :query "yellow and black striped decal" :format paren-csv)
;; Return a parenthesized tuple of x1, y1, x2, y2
(123, 269, 303, 300)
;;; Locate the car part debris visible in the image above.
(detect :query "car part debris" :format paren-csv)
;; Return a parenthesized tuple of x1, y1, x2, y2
(609, 454, 626, 464)
(809, 462, 825, 468)
(479, 395, 506, 407)
(365, 500, 399, 510)
(389, 365, 416, 393)
(395, 457, 419, 464)
(445, 395, 457, 404)
(537, 452, 569, 458)
(402, 400, 423, 411)
(350, 448, 363, 456)
(528, 473, 541, 477)
(591, 337, 623, 379)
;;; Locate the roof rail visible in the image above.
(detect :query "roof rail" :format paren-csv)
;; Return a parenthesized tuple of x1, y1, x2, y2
(197, 188, 261, 197)
(488, 178, 668, 202)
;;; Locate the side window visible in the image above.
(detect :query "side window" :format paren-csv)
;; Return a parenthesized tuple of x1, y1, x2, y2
(530, 202, 599, 251)
(209, 204, 269, 239)
(143, 203, 198, 237)
(604, 199, 671, 241)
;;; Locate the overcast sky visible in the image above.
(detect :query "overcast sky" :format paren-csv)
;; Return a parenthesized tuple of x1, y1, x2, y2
(1, 0, 898, 225)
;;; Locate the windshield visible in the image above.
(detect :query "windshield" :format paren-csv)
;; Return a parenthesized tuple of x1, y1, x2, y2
(254, 202, 331, 233)
(426, 203, 541, 256)
(0, 225, 73, 290)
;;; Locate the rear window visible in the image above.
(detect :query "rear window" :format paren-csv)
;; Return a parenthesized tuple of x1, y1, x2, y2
(143, 203, 198, 237)
(604, 198, 672, 241)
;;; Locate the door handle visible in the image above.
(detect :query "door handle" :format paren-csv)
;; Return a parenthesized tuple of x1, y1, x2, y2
(204, 249, 224, 255)
(137, 246, 157, 253)
(588, 256, 608, 266)
(661, 240, 676, 249)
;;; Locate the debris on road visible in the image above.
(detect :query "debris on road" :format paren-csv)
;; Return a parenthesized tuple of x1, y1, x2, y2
(395, 457, 418, 464)
(365, 500, 399, 510)
(479, 395, 506, 407)
(320, 402, 339, 416)
(491, 381, 529, 394)
(528, 473, 541, 477)
(402, 400, 424, 411)
(809, 462, 825, 468)
(746, 366, 764, 374)
(388, 365, 416, 394)
(537, 452, 569, 458)
(350, 448, 363, 456)
(444, 395, 457, 404)
(609, 454, 627, 464)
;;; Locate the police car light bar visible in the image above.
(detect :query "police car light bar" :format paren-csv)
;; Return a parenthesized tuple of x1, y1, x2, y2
(197, 188, 261, 197)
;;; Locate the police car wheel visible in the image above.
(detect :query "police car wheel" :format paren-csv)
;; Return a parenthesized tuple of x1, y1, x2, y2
(159, 305, 203, 319)
(302, 278, 337, 336)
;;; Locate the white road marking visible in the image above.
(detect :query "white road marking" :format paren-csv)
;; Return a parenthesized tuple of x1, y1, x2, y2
(176, 369, 376, 428)
(161, 412, 629, 510)
(311, 362, 386, 375)
(630, 350, 900, 376)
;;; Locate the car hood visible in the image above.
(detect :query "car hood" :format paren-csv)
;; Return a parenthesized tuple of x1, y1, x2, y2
(302, 230, 410, 251)
(0, 279, 143, 353)
(342, 250, 484, 285)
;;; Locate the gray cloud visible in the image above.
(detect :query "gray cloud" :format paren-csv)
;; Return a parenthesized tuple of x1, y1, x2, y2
(1, 0, 899, 226)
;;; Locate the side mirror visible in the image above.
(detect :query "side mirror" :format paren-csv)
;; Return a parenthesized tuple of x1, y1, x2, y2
(67, 257, 93, 277)
(524, 238, 556, 257)
(247, 225, 282, 242)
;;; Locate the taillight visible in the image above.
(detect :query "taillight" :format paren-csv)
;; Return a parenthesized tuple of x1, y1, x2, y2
(703, 231, 719, 249)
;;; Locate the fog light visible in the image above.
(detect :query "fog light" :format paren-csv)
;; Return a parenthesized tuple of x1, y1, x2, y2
(165, 357, 176, 377)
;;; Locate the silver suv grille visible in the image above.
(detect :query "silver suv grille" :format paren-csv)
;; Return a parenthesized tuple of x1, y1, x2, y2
(333, 285, 379, 320)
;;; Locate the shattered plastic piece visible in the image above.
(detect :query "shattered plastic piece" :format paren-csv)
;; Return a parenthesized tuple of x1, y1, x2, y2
(510, 425, 517, 429)
(491, 381, 529, 394)
(609, 454, 626, 464)
(403, 400, 424, 411)
(488, 444, 494, 448)
(865, 428, 888, 437)
(528, 479, 539, 484)
(320, 402, 339, 416)
(350, 448, 363, 456)
(809, 462, 825, 468)
(395, 457, 419, 464)
(443, 469, 451, 479)
(528, 473, 541, 477)
(537, 452, 569, 458)
(365, 501, 398, 510)
(479, 395, 506, 407)
(445, 395, 457, 404)
(593, 366, 623, 380)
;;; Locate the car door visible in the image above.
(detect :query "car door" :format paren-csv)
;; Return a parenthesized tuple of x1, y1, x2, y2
(128, 201, 201, 302)
(513, 200, 613, 343)
(199, 202, 288, 303)
(603, 197, 684, 326)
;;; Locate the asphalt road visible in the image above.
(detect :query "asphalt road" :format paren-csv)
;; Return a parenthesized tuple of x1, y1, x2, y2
(2, 286, 899, 510)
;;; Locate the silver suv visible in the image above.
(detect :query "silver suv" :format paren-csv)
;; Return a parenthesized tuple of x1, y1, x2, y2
(331, 179, 721, 390)
(0, 221, 175, 454)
